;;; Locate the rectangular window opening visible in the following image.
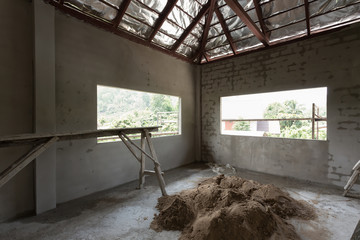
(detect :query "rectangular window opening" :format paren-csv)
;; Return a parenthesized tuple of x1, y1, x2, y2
(97, 85, 181, 143)
(221, 87, 327, 140)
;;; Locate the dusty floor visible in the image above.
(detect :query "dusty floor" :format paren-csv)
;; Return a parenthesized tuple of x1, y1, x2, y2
(0, 163, 359, 240)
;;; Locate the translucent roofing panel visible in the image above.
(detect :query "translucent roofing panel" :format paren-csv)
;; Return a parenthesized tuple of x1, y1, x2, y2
(206, 44, 233, 59)
(219, 5, 236, 19)
(152, 31, 177, 49)
(119, 14, 153, 38)
(230, 26, 254, 41)
(269, 21, 307, 42)
(137, 0, 167, 13)
(192, 20, 206, 38)
(234, 36, 263, 52)
(262, 0, 304, 18)
(177, 0, 202, 18)
(237, 0, 255, 11)
(205, 34, 228, 50)
(226, 16, 245, 31)
(265, 6, 306, 30)
(176, 44, 195, 57)
(310, 3, 360, 31)
(168, 6, 193, 29)
(309, 0, 360, 16)
(160, 20, 184, 39)
(183, 34, 200, 49)
(65, 0, 117, 21)
(126, 0, 158, 27)
(208, 23, 224, 38)
(103, 0, 123, 8)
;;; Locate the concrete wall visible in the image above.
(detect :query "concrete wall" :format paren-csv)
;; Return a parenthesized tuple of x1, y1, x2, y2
(54, 12, 198, 203)
(0, 0, 34, 222)
(201, 24, 360, 187)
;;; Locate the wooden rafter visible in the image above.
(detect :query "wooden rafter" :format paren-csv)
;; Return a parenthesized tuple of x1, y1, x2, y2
(112, 0, 131, 28)
(215, 7, 236, 54)
(304, 0, 311, 36)
(171, 1, 211, 51)
(148, 0, 178, 41)
(253, 0, 270, 40)
(224, 0, 269, 46)
(192, 0, 216, 62)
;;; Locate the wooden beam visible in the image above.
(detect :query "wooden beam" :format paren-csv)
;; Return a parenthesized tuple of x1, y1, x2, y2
(171, 1, 211, 51)
(144, 130, 167, 196)
(224, 0, 269, 46)
(0, 137, 58, 189)
(144, 170, 164, 175)
(118, 134, 141, 163)
(112, 0, 131, 28)
(0, 127, 160, 148)
(192, 0, 216, 61)
(304, 0, 311, 36)
(43, 1, 192, 63)
(253, 0, 270, 40)
(138, 131, 146, 188)
(214, 7, 236, 54)
(148, 0, 178, 41)
(118, 132, 158, 163)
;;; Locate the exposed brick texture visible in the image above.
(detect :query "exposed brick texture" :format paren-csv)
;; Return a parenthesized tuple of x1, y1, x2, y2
(201, 23, 360, 187)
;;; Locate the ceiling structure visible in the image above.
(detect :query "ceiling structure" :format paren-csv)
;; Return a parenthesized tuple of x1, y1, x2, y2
(45, 0, 360, 64)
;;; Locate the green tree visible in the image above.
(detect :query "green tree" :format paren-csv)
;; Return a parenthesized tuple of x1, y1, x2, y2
(233, 120, 250, 131)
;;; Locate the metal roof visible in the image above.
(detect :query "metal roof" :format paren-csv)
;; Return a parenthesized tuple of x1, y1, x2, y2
(45, 0, 360, 64)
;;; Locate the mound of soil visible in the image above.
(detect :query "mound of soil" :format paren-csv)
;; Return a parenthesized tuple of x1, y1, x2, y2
(151, 175, 315, 240)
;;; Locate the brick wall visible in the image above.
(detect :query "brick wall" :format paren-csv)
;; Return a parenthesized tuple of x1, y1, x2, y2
(201, 23, 360, 187)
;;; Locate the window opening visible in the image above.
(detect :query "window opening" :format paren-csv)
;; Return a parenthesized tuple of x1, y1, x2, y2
(97, 85, 181, 143)
(221, 87, 327, 140)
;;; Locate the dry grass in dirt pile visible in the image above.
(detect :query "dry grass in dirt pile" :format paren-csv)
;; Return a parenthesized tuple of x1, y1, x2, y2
(151, 175, 316, 240)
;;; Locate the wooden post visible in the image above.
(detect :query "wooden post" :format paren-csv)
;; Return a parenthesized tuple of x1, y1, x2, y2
(144, 130, 167, 196)
(139, 131, 146, 189)
(0, 137, 58, 188)
(312, 103, 315, 139)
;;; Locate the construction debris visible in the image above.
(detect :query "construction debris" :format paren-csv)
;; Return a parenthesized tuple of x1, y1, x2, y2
(207, 163, 236, 175)
(151, 175, 315, 240)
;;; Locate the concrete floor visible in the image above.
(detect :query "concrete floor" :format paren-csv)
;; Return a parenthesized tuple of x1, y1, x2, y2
(0, 163, 359, 240)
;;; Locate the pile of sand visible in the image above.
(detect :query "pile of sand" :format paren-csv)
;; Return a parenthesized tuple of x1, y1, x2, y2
(151, 175, 315, 240)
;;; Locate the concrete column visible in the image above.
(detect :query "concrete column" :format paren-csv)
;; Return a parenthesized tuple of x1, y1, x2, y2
(33, 0, 56, 214)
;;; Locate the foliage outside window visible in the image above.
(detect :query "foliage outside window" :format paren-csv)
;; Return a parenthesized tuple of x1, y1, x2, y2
(97, 85, 181, 142)
(221, 87, 327, 140)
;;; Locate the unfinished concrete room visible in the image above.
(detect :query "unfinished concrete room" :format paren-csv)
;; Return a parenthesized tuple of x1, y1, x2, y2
(1, 0, 360, 239)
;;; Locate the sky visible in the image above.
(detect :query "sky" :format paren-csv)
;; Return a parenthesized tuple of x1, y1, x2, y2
(221, 87, 327, 119)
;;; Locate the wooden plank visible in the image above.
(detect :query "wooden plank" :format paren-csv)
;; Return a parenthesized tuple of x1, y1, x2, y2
(118, 134, 141, 163)
(144, 130, 167, 196)
(138, 131, 146, 189)
(0, 127, 160, 148)
(0, 137, 58, 189)
(144, 170, 164, 175)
